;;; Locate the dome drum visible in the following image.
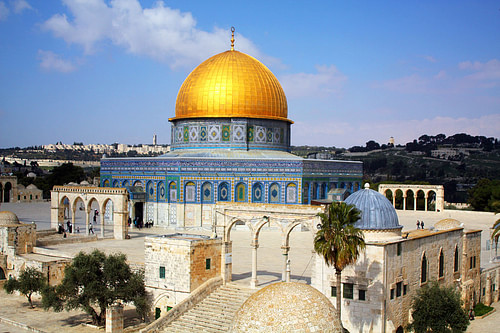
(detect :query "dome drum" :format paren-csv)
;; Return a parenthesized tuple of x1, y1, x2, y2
(170, 117, 291, 151)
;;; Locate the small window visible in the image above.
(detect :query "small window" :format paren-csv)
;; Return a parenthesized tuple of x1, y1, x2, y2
(331, 286, 337, 297)
(159, 266, 165, 279)
(454, 246, 459, 272)
(396, 282, 402, 297)
(473, 256, 476, 268)
(359, 289, 366, 301)
(403, 284, 408, 295)
(439, 250, 444, 278)
(421, 254, 427, 283)
(469, 257, 473, 269)
(397, 243, 402, 256)
(482, 287, 485, 296)
(343, 283, 354, 299)
(390, 288, 395, 300)
(493, 284, 496, 292)
(206, 258, 211, 270)
(17, 195, 20, 200)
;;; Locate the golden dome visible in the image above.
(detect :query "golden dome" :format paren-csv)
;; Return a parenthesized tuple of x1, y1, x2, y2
(172, 50, 291, 123)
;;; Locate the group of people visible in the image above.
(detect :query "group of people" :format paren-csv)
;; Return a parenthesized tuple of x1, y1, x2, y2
(416, 220, 425, 229)
(58, 209, 99, 236)
(128, 217, 153, 229)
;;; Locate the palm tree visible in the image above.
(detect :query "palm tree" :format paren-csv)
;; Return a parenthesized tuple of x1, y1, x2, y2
(314, 201, 365, 326)
(490, 201, 500, 257)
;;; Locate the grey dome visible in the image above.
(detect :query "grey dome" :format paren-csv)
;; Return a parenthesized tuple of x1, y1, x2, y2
(345, 184, 402, 230)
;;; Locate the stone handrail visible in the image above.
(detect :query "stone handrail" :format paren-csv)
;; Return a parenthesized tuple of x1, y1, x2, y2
(52, 186, 127, 195)
(140, 276, 223, 333)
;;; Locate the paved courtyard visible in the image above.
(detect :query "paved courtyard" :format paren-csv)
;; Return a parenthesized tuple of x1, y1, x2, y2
(0, 201, 499, 331)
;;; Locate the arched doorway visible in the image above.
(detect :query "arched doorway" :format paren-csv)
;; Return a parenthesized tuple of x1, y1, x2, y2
(394, 189, 403, 210)
(3, 182, 12, 202)
(416, 190, 425, 210)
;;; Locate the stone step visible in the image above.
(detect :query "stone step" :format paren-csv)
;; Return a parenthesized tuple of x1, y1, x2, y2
(161, 284, 257, 332)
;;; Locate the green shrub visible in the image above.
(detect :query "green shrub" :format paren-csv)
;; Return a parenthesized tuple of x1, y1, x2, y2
(474, 302, 493, 317)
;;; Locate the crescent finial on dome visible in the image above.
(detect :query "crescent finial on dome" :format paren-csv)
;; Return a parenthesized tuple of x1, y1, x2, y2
(230, 26, 235, 51)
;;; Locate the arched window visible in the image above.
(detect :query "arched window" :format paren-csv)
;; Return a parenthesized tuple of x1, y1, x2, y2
(235, 182, 246, 202)
(146, 181, 155, 201)
(252, 183, 263, 203)
(218, 182, 230, 201)
(112, 180, 120, 188)
(184, 182, 196, 202)
(454, 246, 459, 272)
(122, 180, 130, 187)
(201, 182, 213, 203)
(157, 182, 166, 201)
(168, 182, 177, 203)
(286, 183, 297, 203)
(439, 249, 444, 278)
(103, 179, 110, 187)
(269, 183, 280, 203)
(421, 253, 427, 283)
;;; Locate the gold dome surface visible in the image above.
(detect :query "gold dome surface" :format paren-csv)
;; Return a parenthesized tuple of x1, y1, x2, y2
(172, 50, 290, 123)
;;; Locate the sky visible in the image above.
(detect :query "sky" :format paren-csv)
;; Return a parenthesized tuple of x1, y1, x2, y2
(0, 0, 499, 149)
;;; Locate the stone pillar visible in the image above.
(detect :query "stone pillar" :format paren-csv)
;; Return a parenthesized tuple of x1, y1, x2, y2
(413, 196, 417, 211)
(251, 240, 259, 289)
(496, 269, 500, 302)
(285, 259, 291, 282)
(106, 303, 124, 333)
(281, 246, 290, 282)
(403, 195, 407, 210)
(424, 195, 428, 211)
(86, 208, 90, 236)
(485, 275, 492, 306)
(392, 195, 396, 208)
(100, 202, 105, 239)
(222, 241, 233, 283)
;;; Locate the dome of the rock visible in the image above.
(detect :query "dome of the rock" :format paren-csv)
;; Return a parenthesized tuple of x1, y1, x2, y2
(172, 50, 290, 123)
(230, 282, 342, 333)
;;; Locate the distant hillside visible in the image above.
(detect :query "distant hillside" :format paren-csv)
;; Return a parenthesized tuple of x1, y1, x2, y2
(292, 133, 500, 203)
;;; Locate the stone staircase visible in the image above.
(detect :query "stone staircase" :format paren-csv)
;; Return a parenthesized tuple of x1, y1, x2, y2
(162, 284, 256, 332)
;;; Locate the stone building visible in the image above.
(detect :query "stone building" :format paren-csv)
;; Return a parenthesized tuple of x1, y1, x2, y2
(144, 234, 222, 318)
(311, 184, 482, 333)
(99, 29, 362, 229)
(0, 176, 18, 203)
(15, 184, 43, 202)
(0, 211, 69, 286)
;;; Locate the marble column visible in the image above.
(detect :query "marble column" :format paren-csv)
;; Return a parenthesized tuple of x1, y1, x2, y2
(281, 246, 290, 281)
(251, 240, 259, 288)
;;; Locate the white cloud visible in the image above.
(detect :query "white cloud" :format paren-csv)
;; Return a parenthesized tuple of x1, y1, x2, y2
(12, 0, 32, 14)
(38, 50, 76, 73)
(459, 59, 500, 82)
(423, 55, 437, 63)
(0, 2, 9, 20)
(434, 70, 446, 79)
(280, 65, 347, 99)
(292, 113, 500, 147)
(42, 0, 267, 69)
(374, 74, 429, 94)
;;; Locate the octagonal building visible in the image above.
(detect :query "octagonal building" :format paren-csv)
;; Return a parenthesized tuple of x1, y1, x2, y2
(100, 30, 362, 228)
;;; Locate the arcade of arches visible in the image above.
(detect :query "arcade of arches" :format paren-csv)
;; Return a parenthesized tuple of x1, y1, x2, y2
(378, 184, 444, 212)
(214, 202, 322, 288)
(50, 186, 129, 240)
(0, 176, 17, 203)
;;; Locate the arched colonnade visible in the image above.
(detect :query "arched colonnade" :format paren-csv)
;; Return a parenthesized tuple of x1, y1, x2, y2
(378, 184, 444, 212)
(214, 203, 323, 288)
(0, 176, 17, 203)
(50, 186, 129, 240)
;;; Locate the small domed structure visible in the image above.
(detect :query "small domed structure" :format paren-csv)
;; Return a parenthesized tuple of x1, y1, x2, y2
(435, 218, 462, 231)
(345, 183, 402, 241)
(230, 282, 342, 333)
(0, 211, 21, 226)
(26, 184, 38, 190)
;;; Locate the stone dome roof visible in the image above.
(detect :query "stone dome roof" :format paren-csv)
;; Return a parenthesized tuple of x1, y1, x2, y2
(0, 211, 22, 226)
(345, 183, 402, 230)
(26, 184, 38, 189)
(172, 50, 290, 123)
(435, 218, 462, 231)
(230, 282, 342, 333)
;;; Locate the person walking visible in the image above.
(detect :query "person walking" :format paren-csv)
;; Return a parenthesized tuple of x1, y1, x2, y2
(421, 221, 425, 229)
(416, 220, 420, 229)
(66, 220, 72, 233)
(89, 222, 94, 234)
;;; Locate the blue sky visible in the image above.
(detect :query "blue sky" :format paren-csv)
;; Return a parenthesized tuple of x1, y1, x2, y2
(0, 0, 499, 148)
